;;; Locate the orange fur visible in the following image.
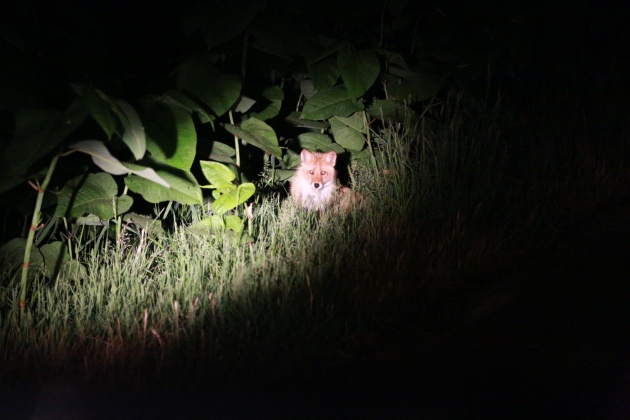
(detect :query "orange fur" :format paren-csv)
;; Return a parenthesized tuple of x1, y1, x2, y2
(290, 150, 337, 211)
(290, 150, 362, 212)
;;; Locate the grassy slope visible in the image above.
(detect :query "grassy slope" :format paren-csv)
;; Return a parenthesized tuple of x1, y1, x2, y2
(0, 85, 628, 390)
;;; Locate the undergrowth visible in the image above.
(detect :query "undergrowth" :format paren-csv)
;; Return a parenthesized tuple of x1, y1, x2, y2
(0, 91, 627, 386)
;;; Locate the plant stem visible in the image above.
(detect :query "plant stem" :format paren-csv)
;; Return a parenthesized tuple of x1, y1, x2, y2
(229, 110, 241, 169)
(20, 153, 60, 315)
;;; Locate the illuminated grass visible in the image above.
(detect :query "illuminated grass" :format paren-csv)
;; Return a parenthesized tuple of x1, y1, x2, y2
(0, 95, 626, 384)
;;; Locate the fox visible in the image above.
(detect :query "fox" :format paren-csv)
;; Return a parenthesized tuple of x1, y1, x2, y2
(290, 149, 361, 211)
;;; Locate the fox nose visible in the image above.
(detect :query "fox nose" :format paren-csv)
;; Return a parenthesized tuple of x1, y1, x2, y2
(313, 183, 320, 189)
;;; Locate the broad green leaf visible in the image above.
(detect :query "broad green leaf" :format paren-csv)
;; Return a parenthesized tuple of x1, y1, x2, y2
(39, 241, 70, 278)
(332, 113, 367, 133)
(161, 89, 215, 126)
(368, 99, 419, 123)
(71, 140, 128, 175)
(283, 150, 301, 169)
(224, 119, 282, 158)
(249, 86, 284, 121)
(305, 39, 349, 67)
(285, 112, 330, 130)
(297, 133, 345, 154)
(58, 259, 87, 280)
(388, 71, 448, 102)
(70, 140, 170, 188)
(330, 114, 367, 151)
(337, 48, 380, 99)
(212, 183, 255, 215)
(204, 73, 242, 117)
(125, 166, 203, 205)
(224, 215, 244, 233)
(235, 96, 257, 113)
(75, 215, 109, 226)
(301, 86, 364, 120)
(54, 172, 133, 219)
(239, 234, 256, 245)
(210, 184, 236, 199)
(309, 56, 340, 90)
(123, 212, 164, 236)
(272, 169, 295, 182)
(384, 51, 411, 78)
(116, 100, 146, 160)
(0, 238, 26, 269)
(208, 141, 236, 163)
(178, 63, 242, 118)
(199, 161, 236, 186)
(188, 215, 225, 235)
(0, 101, 87, 193)
(83, 88, 117, 139)
(0, 238, 44, 275)
(145, 103, 197, 171)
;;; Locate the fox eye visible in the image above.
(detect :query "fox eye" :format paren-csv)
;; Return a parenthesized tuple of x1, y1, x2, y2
(308, 170, 314, 175)
(321, 171, 326, 175)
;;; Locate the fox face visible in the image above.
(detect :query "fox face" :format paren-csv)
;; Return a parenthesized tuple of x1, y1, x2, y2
(290, 150, 337, 210)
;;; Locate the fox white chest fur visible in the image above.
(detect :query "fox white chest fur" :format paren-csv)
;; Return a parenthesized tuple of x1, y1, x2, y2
(290, 150, 337, 211)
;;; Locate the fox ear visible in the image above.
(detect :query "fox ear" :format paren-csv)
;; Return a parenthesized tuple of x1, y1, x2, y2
(300, 149, 314, 162)
(323, 151, 337, 166)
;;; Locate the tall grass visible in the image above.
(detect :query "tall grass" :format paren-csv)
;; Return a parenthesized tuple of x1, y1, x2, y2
(0, 91, 626, 385)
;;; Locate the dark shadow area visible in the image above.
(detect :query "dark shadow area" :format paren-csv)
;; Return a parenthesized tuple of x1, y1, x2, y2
(2, 192, 630, 419)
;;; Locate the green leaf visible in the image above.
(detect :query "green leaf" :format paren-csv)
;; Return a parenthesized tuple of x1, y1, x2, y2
(272, 169, 295, 182)
(297, 133, 345, 154)
(199, 161, 236, 186)
(188, 215, 225, 235)
(338, 48, 380, 99)
(208, 142, 236, 163)
(54, 172, 133, 219)
(224, 215, 244, 233)
(211, 186, 235, 199)
(305, 39, 349, 67)
(75, 215, 109, 226)
(177, 62, 242, 118)
(58, 259, 87, 280)
(123, 212, 165, 236)
(161, 89, 215, 126)
(309, 56, 340, 90)
(301, 86, 364, 120)
(330, 114, 367, 151)
(125, 165, 203, 205)
(249, 86, 284, 121)
(0, 238, 45, 279)
(145, 103, 197, 171)
(285, 112, 330, 130)
(116, 100, 146, 160)
(39, 241, 70, 279)
(235, 96, 257, 113)
(212, 183, 255, 215)
(84, 88, 117, 139)
(224, 118, 282, 158)
(70, 140, 170, 188)
(0, 101, 87, 194)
